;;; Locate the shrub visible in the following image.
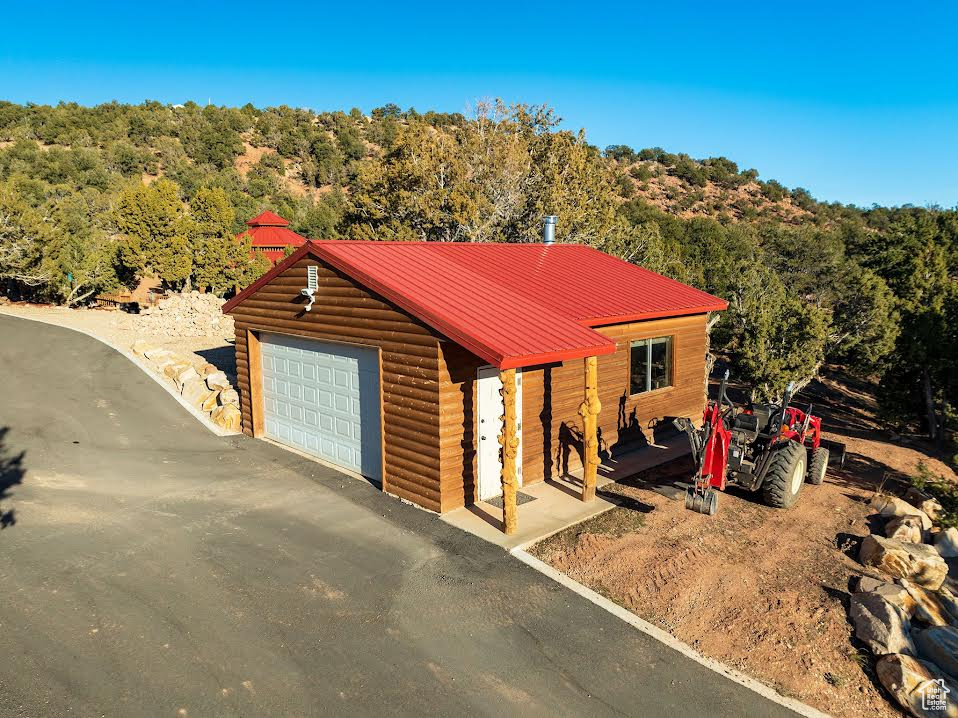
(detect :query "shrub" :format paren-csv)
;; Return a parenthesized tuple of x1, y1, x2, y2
(629, 164, 653, 181)
(911, 461, 958, 528)
(761, 179, 786, 201)
(604, 145, 637, 163)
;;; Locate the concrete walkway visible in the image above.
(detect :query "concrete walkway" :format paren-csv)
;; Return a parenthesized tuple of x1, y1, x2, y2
(0, 314, 799, 718)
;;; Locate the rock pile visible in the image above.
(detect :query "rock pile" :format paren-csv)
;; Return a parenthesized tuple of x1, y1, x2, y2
(132, 340, 241, 432)
(850, 488, 958, 717)
(134, 291, 234, 338)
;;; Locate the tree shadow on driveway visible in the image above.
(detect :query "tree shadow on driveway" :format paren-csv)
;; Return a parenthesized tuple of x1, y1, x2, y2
(0, 426, 25, 529)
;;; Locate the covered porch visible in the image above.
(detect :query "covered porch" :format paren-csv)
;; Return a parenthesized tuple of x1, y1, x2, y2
(442, 430, 691, 550)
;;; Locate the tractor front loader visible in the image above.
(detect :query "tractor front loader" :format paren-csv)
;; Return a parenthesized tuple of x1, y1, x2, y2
(674, 371, 846, 516)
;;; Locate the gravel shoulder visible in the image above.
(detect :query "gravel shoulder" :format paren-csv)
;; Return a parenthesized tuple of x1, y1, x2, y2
(0, 302, 237, 383)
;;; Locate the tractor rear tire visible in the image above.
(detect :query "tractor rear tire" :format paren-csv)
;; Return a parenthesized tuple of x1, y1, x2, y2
(807, 448, 829, 485)
(762, 442, 807, 509)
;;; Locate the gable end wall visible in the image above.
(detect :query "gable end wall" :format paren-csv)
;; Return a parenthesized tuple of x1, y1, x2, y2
(231, 258, 443, 511)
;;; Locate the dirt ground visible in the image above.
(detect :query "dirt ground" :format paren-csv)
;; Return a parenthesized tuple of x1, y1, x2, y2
(0, 303, 237, 383)
(531, 368, 957, 718)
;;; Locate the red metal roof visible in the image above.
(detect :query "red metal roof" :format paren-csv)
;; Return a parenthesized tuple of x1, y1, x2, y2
(224, 241, 728, 370)
(246, 210, 289, 227)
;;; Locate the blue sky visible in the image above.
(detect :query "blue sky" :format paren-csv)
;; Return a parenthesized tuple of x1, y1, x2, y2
(3, 1, 956, 208)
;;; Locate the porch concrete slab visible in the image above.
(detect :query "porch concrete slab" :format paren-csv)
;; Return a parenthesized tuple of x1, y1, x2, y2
(595, 431, 691, 484)
(441, 433, 691, 550)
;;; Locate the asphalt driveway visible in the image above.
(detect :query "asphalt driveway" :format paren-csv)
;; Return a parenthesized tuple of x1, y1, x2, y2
(0, 314, 799, 717)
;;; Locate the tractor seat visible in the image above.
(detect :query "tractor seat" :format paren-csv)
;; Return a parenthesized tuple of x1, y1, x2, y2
(732, 413, 760, 441)
(749, 403, 781, 437)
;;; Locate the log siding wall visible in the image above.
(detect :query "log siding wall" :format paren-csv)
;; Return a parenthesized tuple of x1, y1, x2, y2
(438, 314, 708, 508)
(231, 258, 445, 512)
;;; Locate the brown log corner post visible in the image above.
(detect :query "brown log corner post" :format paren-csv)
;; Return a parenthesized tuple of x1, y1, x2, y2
(499, 368, 519, 534)
(579, 355, 601, 502)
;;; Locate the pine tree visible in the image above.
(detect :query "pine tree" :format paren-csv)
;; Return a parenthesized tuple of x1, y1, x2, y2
(114, 178, 192, 289)
(0, 182, 52, 291)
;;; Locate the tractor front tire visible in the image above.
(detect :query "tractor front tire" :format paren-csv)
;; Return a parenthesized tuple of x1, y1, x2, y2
(762, 442, 807, 509)
(807, 448, 829, 485)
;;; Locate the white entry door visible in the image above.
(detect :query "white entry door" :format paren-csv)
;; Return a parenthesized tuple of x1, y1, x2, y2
(476, 366, 522, 501)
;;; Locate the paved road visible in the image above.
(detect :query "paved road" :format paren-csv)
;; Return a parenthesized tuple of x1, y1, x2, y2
(0, 314, 798, 718)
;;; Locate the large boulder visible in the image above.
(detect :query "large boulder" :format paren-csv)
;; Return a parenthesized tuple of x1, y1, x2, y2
(872, 495, 933, 531)
(905, 486, 932, 506)
(199, 362, 219, 377)
(151, 354, 177, 371)
(854, 575, 889, 593)
(860, 535, 948, 590)
(219, 388, 240, 407)
(938, 587, 958, 622)
(201, 391, 220, 412)
(131, 339, 154, 356)
(901, 580, 956, 626)
(850, 578, 918, 616)
(174, 366, 200, 391)
(887, 515, 925, 544)
(205, 371, 231, 392)
(182, 378, 213, 409)
(916, 626, 958, 680)
(874, 582, 919, 619)
(164, 362, 192, 382)
(876, 654, 958, 718)
(849, 591, 916, 655)
(936, 528, 958, 559)
(905, 487, 944, 524)
(211, 404, 241, 432)
(143, 346, 173, 362)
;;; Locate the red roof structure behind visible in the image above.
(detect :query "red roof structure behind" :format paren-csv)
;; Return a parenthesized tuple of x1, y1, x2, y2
(237, 211, 307, 263)
(246, 210, 289, 227)
(224, 241, 728, 370)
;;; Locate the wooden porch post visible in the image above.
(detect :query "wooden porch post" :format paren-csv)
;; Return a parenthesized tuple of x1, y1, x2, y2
(499, 368, 519, 535)
(579, 355, 601, 502)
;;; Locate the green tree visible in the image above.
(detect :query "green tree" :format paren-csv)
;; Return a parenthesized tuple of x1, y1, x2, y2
(348, 120, 477, 241)
(42, 189, 123, 305)
(297, 191, 343, 239)
(114, 179, 192, 288)
(43, 232, 120, 306)
(188, 187, 271, 294)
(879, 237, 955, 440)
(0, 182, 52, 291)
(189, 186, 235, 293)
(828, 266, 899, 370)
(727, 267, 830, 400)
(347, 100, 620, 245)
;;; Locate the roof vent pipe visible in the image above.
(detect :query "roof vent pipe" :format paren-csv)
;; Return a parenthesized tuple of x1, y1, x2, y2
(542, 215, 558, 245)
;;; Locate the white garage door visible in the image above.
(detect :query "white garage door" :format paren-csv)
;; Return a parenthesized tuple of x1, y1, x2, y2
(261, 333, 381, 481)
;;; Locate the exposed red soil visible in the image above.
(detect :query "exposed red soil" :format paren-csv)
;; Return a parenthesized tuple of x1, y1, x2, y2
(531, 368, 956, 718)
(627, 162, 814, 224)
(234, 140, 323, 201)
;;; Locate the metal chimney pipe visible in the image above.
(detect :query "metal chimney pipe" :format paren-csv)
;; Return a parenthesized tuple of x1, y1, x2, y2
(542, 215, 558, 245)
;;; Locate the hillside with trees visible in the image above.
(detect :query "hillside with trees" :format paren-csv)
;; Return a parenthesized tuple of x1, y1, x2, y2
(0, 99, 954, 459)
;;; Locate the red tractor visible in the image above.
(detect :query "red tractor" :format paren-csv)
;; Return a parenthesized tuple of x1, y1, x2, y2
(674, 371, 846, 516)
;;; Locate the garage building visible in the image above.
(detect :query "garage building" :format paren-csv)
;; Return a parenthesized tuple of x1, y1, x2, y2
(223, 239, 726, 530)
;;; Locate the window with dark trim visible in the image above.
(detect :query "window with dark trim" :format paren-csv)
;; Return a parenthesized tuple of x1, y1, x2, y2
(629, 336, 673, 395)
